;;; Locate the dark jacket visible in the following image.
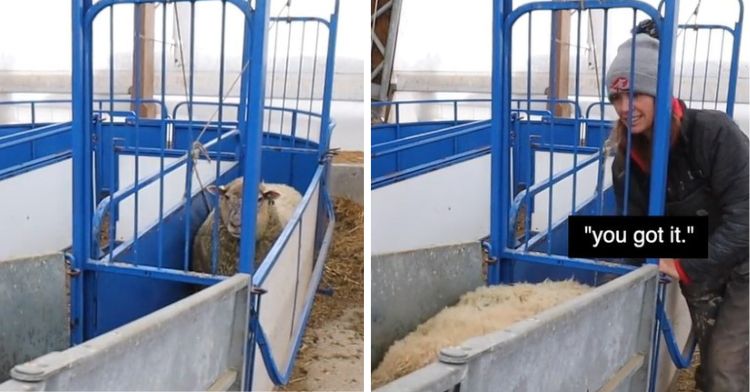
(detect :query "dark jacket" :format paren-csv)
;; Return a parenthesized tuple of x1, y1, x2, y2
(611, 104, 749, 284)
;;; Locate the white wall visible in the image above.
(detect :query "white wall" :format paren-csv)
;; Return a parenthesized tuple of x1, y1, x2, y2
(371, 149, 614, 255)
(372, 155, 491, 255)
(0, 159, 72, 261)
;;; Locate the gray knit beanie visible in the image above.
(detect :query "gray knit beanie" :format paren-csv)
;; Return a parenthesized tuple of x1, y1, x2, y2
(606, 34, 660, 100)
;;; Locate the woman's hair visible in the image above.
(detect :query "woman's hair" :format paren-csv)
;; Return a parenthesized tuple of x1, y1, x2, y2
(606, 112, 682, 169)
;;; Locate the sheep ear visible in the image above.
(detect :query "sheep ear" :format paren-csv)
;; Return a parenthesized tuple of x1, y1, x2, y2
(262, 190, 281, 201)
(207, 185, 227, 195)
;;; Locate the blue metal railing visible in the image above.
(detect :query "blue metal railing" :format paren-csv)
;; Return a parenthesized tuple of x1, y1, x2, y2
(490, 2, 682, 391)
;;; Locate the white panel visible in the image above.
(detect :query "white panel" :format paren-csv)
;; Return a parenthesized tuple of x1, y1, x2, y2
(530, 152, 613, 231)
(115, 156, 236, 241)
(0, 159, 72, 261)
(294, 185, 319, 332)
(253, 224, 301, 392)
(251, 182, 320, 391)
(372, 155, 491, 255)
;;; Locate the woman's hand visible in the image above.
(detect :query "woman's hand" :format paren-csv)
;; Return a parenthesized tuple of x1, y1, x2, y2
(659, 258, 680, 279)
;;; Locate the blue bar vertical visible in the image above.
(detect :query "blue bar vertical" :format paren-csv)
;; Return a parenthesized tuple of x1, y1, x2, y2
(242, 2, 269, 388)
(488, 0, 512, 285)
(71, 0, 93, 345)
(647, 2, 678, 217)
(726, 2, 743, 117)
(647, 2, 679, 391)
(238, 1, 269, 276)
(318, 0, 340, 158)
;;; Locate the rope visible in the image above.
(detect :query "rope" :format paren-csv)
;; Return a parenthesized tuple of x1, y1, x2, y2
(172, 2, 190, 101)
(185, 0, 294, 205)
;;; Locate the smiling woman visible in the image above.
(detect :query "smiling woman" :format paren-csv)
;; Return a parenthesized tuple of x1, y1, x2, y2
(606, 28, 749, 392)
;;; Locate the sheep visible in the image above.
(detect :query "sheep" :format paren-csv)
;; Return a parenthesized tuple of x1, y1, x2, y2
(191, 178, 302, 275)
(371, 279, 592, 388)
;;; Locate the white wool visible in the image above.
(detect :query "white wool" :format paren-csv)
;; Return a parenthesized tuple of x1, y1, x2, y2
(255, 182, 302, 261)
(260, 182, 302, 230)
(372, 279, 592, 388)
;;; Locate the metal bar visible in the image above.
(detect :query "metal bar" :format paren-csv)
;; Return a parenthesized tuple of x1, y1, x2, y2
(489, 0, 512, 285)
(115, 146, 238, 159)
(714, 31, 727, 110)
(0, 151, 72, 181)
(293, 22, 307, 139)
(687, 29, 700, 106)
(377, 0, 401, 104)
(622, 11, 637, 217)
(95, 130, 239, 217)
(133, 3, 144, 264)
(372, 119, 490, 150)
(546, 103, 555, 254)
(501, 249, 636, 275)
(571, 8, 583, 215)
(306, 23, 321, 148)
(182, 1, 196, 272)
(211, 1, 229, 274)
(657, 284, 697, 368)
(508, 1, 661, 26)
(270, 16, 330, 26)
(677, 25, 688, 99)
(371, 98, 492, 107)
(700, 29, 712, 110)
(71, 0, 94, 344)
(108, 130, 117, 262)
(531, 143, 599, 154)
(647, 2, 679, 389)
(596, 8, 610, 215)
(318, 0, 339, 155)
(158, 0, 167, 270)
(85, 259, 224, 286)
(527, 12, 532, 114)
(238, 0, 269, 275)
(279, 19, 294, 137)
(372, 0, 393, 20)
(372, 146, 490, 190)
(372, 123, 490, 157)
(267, 10, 281, 134)
(0, 127, 71, 150)
(726, 3, 743, 117)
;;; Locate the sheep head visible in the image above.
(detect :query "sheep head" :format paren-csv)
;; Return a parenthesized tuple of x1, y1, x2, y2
(208, 179, 280, 240)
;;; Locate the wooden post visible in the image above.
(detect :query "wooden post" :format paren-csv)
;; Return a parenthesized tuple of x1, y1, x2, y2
(548, 10, 571, 118)
(132, 4, 156, 118)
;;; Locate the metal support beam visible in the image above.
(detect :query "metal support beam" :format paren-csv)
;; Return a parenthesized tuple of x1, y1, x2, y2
(132, 4, 157, 118)
(371, 0, 402, 122)
(548, 10, 571, 117)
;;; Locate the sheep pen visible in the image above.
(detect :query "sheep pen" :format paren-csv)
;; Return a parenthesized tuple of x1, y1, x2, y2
(372, 279, 593, 388)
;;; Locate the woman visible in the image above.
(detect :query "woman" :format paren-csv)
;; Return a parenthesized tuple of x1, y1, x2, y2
(606, 32, 748, 391)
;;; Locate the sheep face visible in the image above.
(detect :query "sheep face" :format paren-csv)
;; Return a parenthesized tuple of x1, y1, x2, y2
(212, 179, 280, 240)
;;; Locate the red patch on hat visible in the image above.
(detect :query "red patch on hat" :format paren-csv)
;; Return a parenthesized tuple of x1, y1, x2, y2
(610, 76, 630, 92)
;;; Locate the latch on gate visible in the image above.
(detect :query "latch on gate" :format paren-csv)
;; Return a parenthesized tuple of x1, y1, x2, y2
(320, 147, 339, 164)
(480, 235, 497, 265)
(63, 253, 80, 277)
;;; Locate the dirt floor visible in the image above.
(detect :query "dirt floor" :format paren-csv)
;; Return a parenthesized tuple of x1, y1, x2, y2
(671, 350, 700, 392)
(282, 197, 364, 392)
